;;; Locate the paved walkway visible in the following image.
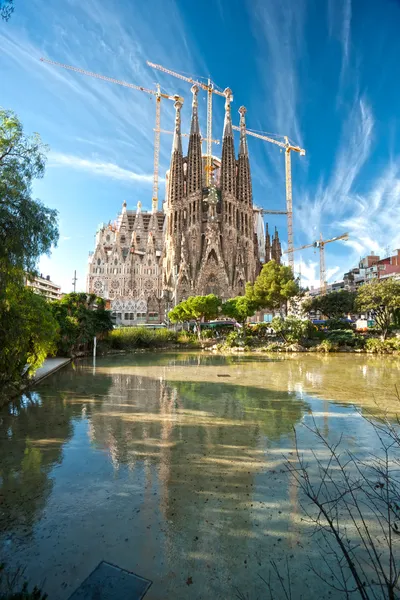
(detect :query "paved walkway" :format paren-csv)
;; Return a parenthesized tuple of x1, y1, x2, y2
(33, 357, 71, 384)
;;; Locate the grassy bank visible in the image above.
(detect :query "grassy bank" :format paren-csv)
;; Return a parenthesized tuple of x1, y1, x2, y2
(98, 327, 199, 352)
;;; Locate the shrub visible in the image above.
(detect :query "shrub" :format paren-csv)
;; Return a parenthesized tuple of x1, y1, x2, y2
(365, 337, 400, 354)
(317, 339, 338, 352)
(108, 327, 178, 350)
(325, 318, 354, 331)
(326, 330, 365, 348)
(177, 331, 198, 345)
(271, 316, 312, 343)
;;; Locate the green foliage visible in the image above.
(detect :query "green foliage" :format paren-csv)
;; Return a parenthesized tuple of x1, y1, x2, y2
(0, 109, 60, 394)
(356, 280, 400, 339)
(326, 330, 365, 348)
(271, 316, 312, 343)
(303, 290, 356, 319)
(247, 260, 299, 312)
(365, 337, 400, 354)
(0, 108, 58, 285)
(169, 294, 221, 340)
(325, 318, 354, 330)
(107, 327, 178, 350)
(317, 339, 338, 353)
(50, 293, 113, 356)
(222, 296, 257, 327)
(0, 283, 58, 393)
(0, 0, 14, 21)
(223, 331, 254, 348)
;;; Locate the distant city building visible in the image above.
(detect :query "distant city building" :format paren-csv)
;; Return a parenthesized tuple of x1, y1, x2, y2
(87, 88, 282, 326)
(26, 274, 62, 301)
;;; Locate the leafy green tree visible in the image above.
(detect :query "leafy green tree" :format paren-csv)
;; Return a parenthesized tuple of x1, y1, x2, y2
(50, 293, 113, 355)
(0, 284, 58, 395)
(222, 296, 257, 330)
(247, 260, 299, 313)
(271, 316, 311, 344)
(303, 290, 356, 319)
(0, 109, 59, 394)
(0, 108, 58, 286)
(0, 0, 14, 21)
(355, 280, 400, 340)
(168, 294, 221, 340)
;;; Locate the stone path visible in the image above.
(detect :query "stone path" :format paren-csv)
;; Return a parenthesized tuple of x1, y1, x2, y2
(33, 357, 71, 384)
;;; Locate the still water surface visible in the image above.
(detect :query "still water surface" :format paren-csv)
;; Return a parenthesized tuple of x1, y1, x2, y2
(0, 353, 399, 599)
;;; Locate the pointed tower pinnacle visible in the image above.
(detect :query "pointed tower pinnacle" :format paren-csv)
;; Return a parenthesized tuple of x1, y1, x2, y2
(220, 87, 236, 195)
(187, 85, 202, 194)
(265, 222, 271, 263)
(168, 99, 184, 206)
(271, 226, 282, 265)
(172, 98, 183, 154)
(223, 88, 233, 138)
(237, 105, 252, 204)
(190, 84, 200, 135)
(238, 106, 248, 157)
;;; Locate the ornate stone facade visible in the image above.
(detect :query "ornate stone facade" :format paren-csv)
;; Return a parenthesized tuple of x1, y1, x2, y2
(87, 88, 282, 325)
(163, 88, 258, 302)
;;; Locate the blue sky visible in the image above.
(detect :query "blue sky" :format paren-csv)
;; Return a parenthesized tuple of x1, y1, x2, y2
(2, 0, 400, 292)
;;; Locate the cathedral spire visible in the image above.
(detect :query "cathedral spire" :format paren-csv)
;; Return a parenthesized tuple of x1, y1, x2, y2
(265, 222, 271, 262)
(271, 227, 282, 264)
(172, 98, 183, 154)
(238, 106, 248, 157)
(222, 88, 233, 138)
(236, 105, 252, 204)
(190, 84, 200, 135)
(168, 99, 184, 206)
(187, 85, 202, 194)
(220, 88, 236, 195)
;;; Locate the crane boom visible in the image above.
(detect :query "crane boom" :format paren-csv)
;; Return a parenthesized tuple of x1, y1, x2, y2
(284, 232, 348, 294)
(147, 60, 228, 186)
(157, 128, 220, 144)
(40, 57, 182, 213)
(232, 124, 305, 271)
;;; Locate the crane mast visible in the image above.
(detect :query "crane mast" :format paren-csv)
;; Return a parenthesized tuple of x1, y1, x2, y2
(147, 60, 228, 187)
(284, 232, 349, 294)
(40, 57, 182, 213)
(232, 124, 305, 272)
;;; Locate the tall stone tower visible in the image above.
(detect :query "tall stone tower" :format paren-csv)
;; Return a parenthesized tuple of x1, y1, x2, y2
(163, 91, 257, 302)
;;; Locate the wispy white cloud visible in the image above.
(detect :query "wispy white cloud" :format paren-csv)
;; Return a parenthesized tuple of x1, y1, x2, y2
(48, 152, 158, 184)
(297, 95, 374, 238)
(250, 0, 306, 149)
(339, 161, 400, 256)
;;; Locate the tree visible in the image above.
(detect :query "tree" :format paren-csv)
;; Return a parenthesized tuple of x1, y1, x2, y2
(271, 316, 311, 344)
(0, 109, 59, 394)
(356, 280, 400, 340)
(0, 0, 14, 21)
(168, 294, 221, 340)
(303, 290, 356, 319)
(0, 284, 58, 396)
(247, 260, 299, 313)
(0, 108, 58, 288)
(50, 293, 113, 356)
(222, 296, 257, 330)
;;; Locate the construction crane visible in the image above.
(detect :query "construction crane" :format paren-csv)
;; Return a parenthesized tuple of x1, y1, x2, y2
(40, 57, 183, 213)
(284, 232, 349, 294)
(147, 60, 228, 186)
(157, 128, 220, 144)
(232, 125, 305, 271)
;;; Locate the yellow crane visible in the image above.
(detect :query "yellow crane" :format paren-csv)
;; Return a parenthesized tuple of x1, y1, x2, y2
(232, 125, 305, 271)
(40, 57, 183, 213)
(283, 232, 349, 294)
(147, 60, 229, 186)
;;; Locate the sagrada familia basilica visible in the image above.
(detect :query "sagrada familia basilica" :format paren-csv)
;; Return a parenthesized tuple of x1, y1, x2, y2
(87, 86, 282, 325)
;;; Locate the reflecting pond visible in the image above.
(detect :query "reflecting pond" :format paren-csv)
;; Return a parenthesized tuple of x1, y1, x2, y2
(0, 352, 399, 599)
